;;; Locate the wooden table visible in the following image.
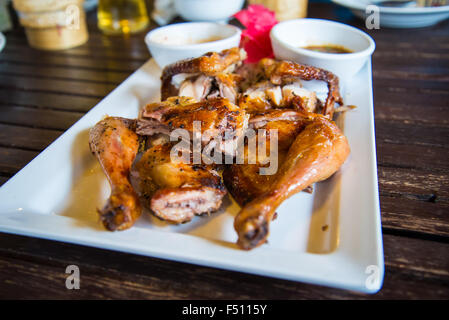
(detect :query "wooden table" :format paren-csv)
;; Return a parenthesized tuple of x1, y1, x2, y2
(0, 2, 448, 299)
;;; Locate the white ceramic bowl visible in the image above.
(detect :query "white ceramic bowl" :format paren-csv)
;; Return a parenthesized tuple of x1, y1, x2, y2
(270, 19, 375, 82)
(174, 0, 245, 22)
(145, 22, 242, 68)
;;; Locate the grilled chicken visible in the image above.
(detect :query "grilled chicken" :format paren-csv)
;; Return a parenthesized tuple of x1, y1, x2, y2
(238, 80, 318, 114)
(258, 58, 343, 117)
(235, 58, 342, 117)
(223, 110, 307, 205)
(88, 48, 350, 246)
(161, 47, 246, 103)
(137, 97, 249, 157)
(131, 138, 226, 223)
(89, 117, 141, 231)
(231, 112, 350, 250)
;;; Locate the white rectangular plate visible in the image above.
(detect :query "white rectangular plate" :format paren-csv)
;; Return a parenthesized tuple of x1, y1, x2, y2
(0, 59, 384, 293)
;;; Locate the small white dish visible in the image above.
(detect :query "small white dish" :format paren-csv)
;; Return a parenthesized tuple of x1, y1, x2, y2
(174, 0, 245, 22)
(145, 22, 242, 68)
(332, 0, 449, 28)
(270, 19, 375, 83)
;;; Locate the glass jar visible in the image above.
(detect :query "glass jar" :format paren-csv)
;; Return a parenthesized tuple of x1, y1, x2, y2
(98, 0, 149, 35)
(13, 0, 88, 50)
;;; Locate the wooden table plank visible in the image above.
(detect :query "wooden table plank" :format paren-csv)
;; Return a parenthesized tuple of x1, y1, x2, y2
(0, 233, 447, 299)
(0, 176, 9, 186)
(0, 106, 83, 131)
(381, 196, 449, 238)
(0, 74, 116, 98)
(375, 119, 449, 149)
(0, 124, 62, 151)
(377, 143, 449, 173)
(0, 89, 101, 113)
(0, 147, 39, 176)
(0, 50, 146, 72)
(0, 61, 129, 84)
(379, 167, 449, 200)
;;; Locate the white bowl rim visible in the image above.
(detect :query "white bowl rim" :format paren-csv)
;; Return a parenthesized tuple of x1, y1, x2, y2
(332, 0, 449, 14)
(271, 18, 376, 61)
(145, 22, 242, 50)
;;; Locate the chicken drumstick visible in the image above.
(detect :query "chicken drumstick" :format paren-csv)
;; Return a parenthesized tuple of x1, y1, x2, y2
(89, 117, 141, 231)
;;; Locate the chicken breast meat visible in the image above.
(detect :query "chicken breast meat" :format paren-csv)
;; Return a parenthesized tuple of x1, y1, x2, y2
(137, 96, 249, 158)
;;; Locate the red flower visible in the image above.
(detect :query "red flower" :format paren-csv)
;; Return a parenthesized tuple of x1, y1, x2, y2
(234, 5, 278, 63)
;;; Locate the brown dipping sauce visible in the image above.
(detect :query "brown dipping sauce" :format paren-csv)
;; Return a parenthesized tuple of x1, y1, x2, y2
(303, 44, 353, 54)
(195, 36, 224, 44)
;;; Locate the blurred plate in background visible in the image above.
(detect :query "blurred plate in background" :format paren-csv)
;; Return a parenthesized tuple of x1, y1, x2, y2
(332, 0, 449, 28)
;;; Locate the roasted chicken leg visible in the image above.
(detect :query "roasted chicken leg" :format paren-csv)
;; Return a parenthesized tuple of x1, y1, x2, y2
(233, 113, 350, 250)
(89, 117, 141, 231)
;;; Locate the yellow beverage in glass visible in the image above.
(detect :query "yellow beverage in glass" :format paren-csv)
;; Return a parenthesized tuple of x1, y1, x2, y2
(98, 0, 149, 35)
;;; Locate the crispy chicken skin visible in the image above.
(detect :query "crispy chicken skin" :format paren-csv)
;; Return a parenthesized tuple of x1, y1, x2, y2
(233, 113, 350, 250)
(237, 58, 342, 117)
(137, 97, 249, 156)
(223, 110, 307, 205)
(132, 141, 226, 223)
(89, 117, 141, 231)
(161, 47, 246, 101)
(88, 48, 350, 247)
(259, 58, 343, 117)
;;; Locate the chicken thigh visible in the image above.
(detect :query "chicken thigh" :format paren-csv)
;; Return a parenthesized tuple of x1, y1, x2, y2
(229, 112, 350, 250)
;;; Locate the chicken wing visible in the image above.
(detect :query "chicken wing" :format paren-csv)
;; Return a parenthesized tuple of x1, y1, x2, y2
(259, 58, 343, 117)
(232, 113, 350, 250)
(89, 117, 141, 231)
(236, 58, 342, 117)
(161, 47, 246, 102)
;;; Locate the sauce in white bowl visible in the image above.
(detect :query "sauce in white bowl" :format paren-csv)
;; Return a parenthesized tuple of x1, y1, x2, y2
(145, 22, 242, 68)
(270, 19, 375, 83)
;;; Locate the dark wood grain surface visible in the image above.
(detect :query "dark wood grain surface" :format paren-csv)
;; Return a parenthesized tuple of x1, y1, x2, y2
(0, 2, 448, 299)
